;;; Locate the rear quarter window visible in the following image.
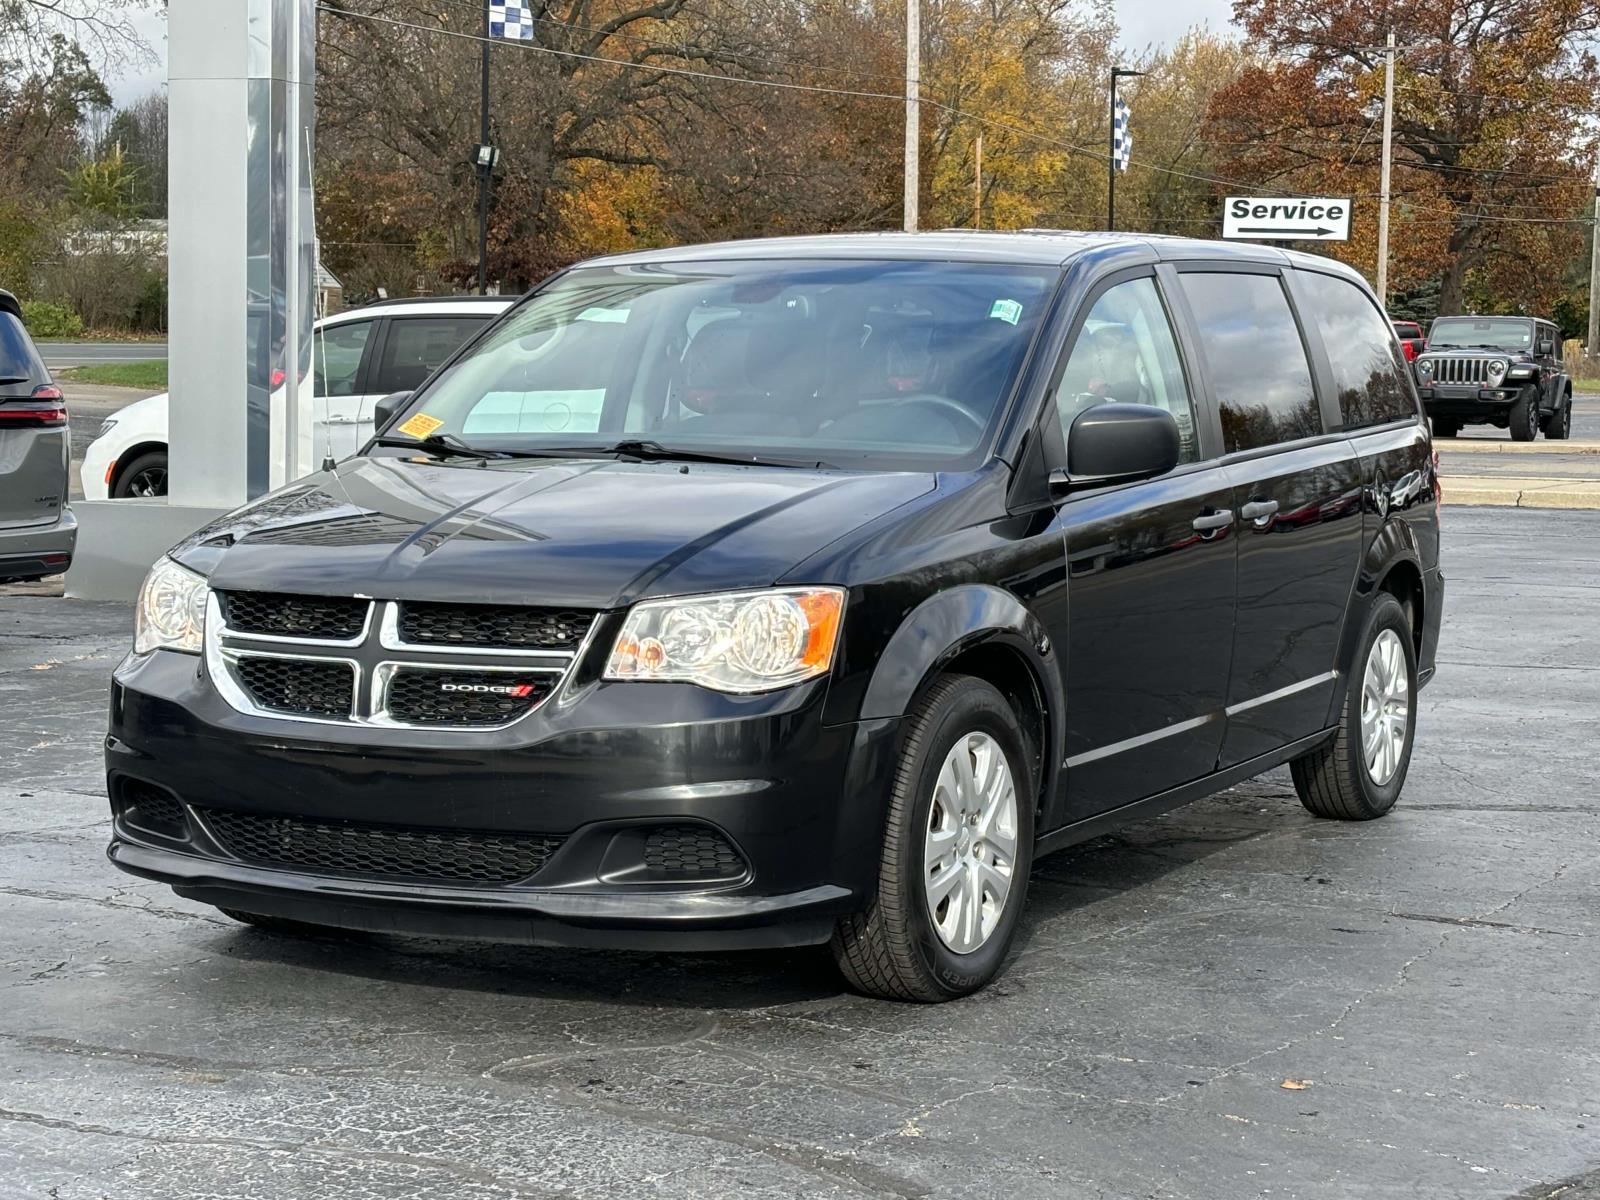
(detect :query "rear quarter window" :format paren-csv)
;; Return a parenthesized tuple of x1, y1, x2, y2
(0, 313, 47, 393)
(1296, 271, 1419, 430)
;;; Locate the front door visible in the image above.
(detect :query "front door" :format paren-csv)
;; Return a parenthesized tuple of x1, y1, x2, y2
(1174, 268, 1363, 767)
(1049, 274, 1238, 819)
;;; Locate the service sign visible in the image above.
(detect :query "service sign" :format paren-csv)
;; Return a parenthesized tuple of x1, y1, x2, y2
(1222, 196, 1351, 242)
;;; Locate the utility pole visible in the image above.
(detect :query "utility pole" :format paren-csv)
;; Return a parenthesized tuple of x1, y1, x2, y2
(903, 0, 919, 232)
(1587, 166, 1600, 356)
(1375, 29, 1395, 305)
(1107, 67, 1143, 231)
(973, 133, 983, 229)
(476, 0, 492, 295)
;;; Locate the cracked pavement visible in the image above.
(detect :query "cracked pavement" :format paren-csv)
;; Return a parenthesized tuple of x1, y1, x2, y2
(1, 506, 1596, 1199)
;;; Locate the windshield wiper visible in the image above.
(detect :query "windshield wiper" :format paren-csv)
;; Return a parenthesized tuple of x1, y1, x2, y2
(590, 439, 833, 470)
(372, 433, 511, 461)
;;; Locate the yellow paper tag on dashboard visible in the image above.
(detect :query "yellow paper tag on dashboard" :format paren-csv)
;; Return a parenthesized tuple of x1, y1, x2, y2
(397, 413, 443, 440)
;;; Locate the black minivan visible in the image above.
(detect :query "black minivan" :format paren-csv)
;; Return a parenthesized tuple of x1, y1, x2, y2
(107, 233, 1441, 1001)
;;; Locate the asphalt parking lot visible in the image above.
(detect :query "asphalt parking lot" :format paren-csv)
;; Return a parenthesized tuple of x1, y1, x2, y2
(1, 507, 1596, 1200)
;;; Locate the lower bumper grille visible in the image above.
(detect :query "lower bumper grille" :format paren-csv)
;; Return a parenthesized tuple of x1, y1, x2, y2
(644, 825, 747, 879)
(199, 808, 564, 886)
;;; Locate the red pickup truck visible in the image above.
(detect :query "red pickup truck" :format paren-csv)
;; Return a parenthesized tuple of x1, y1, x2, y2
(1392, 320, 1426, 362)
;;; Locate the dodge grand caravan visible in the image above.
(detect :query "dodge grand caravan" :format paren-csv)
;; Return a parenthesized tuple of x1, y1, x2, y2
(106, 233, 1442, 1001)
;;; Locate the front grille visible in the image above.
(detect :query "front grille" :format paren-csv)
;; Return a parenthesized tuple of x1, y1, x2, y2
(233, 656, 355, 719)
(200, 808, 563, 886)
(117, 779, 188, 838)
(1428, 356, 1489, 385)
(643, 825, 747, 878)
(383, 668, 555, 726)
(221, 591, 370, 639)
(398, 601, 593, 651)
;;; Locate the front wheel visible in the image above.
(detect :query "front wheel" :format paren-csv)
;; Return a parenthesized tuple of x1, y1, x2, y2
(1291, 592, 1417, 820)
(1508, 387, 1541, 442)
(830, 675, 1034, 1002)
(111, 450, 169, 498)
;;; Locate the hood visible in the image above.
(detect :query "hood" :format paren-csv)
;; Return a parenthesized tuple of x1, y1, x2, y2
(174, 454, 936, 608)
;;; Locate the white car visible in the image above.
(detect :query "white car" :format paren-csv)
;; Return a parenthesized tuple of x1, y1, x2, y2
(82, 297, 513, 499)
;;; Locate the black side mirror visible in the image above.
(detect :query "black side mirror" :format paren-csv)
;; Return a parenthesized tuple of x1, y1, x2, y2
(371, 391, 412, 433)
(1052, 403, 1180, 492)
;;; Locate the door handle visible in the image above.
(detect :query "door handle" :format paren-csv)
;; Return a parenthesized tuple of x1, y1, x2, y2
(1240, 499, 1279, 524)
(1191, 508, 1234, 532)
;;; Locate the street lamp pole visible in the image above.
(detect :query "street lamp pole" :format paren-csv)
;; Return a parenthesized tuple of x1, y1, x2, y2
(476, 0, 492, 295)
(1108, 67, 1144, 231)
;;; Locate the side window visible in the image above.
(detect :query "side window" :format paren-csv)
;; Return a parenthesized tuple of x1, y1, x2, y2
(371, 317, 486, 394)
(312, 320, 372, 398)
(1179, 272, 1321, 453)
(1051, 277, 1200, 463)
(1295, 271, 1418, 430)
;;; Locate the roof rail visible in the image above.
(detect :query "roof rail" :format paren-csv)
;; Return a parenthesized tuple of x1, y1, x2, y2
(358, 294, 517, 309)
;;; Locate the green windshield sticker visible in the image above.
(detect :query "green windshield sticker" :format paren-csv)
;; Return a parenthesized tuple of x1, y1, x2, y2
(989, 299, 1023, 326)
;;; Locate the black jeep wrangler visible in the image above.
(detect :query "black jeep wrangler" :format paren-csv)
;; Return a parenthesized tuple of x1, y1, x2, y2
(1413, 315, 1572, 441)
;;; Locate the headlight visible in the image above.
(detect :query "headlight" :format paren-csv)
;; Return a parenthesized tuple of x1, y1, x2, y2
(1415, 359, 1433, 377)
(1487, 359, 1509, 384)
(95, 417, 119, 439)
(604, 587, 845, 693)
(134, 557, 208, 655)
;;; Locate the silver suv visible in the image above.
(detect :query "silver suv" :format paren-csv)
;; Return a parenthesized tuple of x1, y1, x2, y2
(0, 290, 74, 583)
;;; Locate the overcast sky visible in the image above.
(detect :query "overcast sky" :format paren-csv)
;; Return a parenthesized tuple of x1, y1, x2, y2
(106, 0, 1241, 106)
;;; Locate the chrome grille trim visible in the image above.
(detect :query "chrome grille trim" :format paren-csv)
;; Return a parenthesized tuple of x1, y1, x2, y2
(1428, 356, 1488, 386)
(204, 592, 595, 731)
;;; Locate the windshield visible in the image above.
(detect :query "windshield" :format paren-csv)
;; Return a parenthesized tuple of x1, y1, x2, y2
(1427, 317, 1533, 351)
(377, 259, 1057, 470)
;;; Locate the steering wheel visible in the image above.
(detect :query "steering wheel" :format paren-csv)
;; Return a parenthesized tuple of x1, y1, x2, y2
(886, 394, 988, 436)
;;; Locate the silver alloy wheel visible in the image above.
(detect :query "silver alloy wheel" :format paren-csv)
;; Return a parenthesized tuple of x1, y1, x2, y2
(924, 731, 1018, 954)
(1361, 629, 1410, 786)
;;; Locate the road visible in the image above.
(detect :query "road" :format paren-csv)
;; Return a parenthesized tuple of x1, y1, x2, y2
(0, 506, 1596, 1199)
(40, 341, 168, 370)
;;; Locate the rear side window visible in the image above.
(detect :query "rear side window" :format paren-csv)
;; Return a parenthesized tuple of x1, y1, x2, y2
(1179, 272, 1321, 453)
(0, 313, 46, 391)
(1297, 271, 1418, 430)
(371, 317, 487, 394)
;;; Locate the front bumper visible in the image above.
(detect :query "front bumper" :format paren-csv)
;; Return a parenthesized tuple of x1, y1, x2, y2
(106, 648, 900, 950)
(0, 507, 77, 580)
(1417, 384, 1522, 417)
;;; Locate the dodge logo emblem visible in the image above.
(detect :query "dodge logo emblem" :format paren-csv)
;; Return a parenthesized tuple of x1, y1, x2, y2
(440, 682, 536, 697)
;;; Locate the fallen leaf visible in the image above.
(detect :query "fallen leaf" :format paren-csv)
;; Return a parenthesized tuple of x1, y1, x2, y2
(1280, 1078, 1312, 1090)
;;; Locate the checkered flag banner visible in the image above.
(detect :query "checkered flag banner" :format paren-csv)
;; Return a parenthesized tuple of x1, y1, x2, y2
(1113, 97, 1132, 172)
(489, 0, 535, 39)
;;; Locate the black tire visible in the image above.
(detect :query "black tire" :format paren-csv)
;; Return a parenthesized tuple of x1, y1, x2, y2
(218, 907, 349, 937)
(830, 675, 1035, 1002)
(1429, 417, 1460, 438)
(1290, 592, 1417, 821)
(1542, 397, 1572, 441)
(1508, 387, 1540, 442)
(111, 450, 169, 498)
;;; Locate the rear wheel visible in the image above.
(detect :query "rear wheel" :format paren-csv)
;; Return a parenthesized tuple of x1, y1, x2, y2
(1543, 397, 1572, 441)
(111, 450, 169, 498)
(1290, 592, 1416, 821)
(830, 675, 1034, 1002)
(1429, 417, 1460, 438)
(1508, 387, 1541, 442)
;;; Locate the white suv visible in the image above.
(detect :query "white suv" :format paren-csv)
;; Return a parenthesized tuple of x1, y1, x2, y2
(81, 297, 512, 499)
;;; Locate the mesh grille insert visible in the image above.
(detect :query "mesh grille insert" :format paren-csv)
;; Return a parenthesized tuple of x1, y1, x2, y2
(221, 592, 370, 639)
(384, 669, 555, 727)
(200, 809, 563, 886)
(643, 825, 747, 878)
(118, 780, 188, 838)
(398, 602, 593, 651)
(234, 656, 354, 719)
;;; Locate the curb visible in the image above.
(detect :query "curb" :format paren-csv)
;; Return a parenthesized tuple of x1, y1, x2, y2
(1437, 440, 1600, 455)
(1443, 476, 1600, 509)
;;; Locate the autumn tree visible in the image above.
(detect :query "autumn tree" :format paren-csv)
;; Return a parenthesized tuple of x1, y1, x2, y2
(1207, 0, 1599, 314)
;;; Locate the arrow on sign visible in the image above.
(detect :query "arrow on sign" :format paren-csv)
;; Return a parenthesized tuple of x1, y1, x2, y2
(1237, 226, 1335, 237)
